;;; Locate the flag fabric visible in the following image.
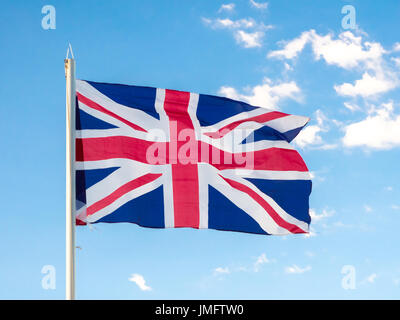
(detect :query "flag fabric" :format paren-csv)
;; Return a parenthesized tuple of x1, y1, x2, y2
(75, 80, 312, 235)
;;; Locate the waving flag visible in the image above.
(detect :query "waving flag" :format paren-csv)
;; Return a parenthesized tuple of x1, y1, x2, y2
(75, 80, 312, 235)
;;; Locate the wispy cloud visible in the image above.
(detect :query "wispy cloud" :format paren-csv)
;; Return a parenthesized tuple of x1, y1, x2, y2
(303, 225, 317, 238)
(293, 109, 331, 149)
(392, 42, 400, 52)
(305, 251, 315, 258)
(285, 265, 312, 274)
(202, 11, 273, 49)
(213, 267, 230, 276)
(309, 208, 334, 223)
(211, 253, 276, 277)
(361, 273, 377, 285)
(364, 205, 373, 213)
(218, 3, 235, 13)
(293, 109, 341, 150)
(202, 17, 256, 29)
(234, 30, 264, 48)
(303, 209, 335, 238)
(250, 0, 268, 10)
(343, 102, 362, 112)
(128, 274, 152, 291)
(253, 253, 272, 272)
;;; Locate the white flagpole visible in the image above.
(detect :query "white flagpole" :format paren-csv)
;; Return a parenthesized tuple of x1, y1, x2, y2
(65, 50, 76, 300)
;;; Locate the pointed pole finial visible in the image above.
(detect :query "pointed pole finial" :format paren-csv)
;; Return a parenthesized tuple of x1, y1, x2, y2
(65, 43, 75, 60)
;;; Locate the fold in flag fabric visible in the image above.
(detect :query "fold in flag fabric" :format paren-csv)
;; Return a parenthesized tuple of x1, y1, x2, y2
(75, 80, 312, 235)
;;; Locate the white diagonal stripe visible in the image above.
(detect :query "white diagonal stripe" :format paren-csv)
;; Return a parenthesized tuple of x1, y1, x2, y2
(201, 164, 289, 235)
(76, 80, 160, 132)
(201, 108, 268, 132)
(219, 170, 309, 232)
(87, 176, 163, 223)
(266, 114, 309, 133)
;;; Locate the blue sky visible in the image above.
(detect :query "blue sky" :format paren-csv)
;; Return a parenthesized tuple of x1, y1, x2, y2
(1, 0, 400, 299)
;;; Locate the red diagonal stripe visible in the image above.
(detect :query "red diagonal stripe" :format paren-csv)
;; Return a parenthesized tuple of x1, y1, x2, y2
(76, 92, 147, 132)
(75, 218, 86, 226)
(86, 173, 162, 216)
(220, 175, 306, 234)
(204, 111, 288, 138)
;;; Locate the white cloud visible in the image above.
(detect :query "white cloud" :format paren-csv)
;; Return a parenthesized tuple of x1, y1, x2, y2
(305, 211, 349, 236)
(213, 267, 230, 275)
(342, 102, 400, 149)
(364, 205, 373, 213)
(392, 57, 400, 67)
(128, 274, 152, 291)
(253, 253, 270, 272)
(309, 171, 326, 183)
(361, 273, 377, 284)
(283, 62, 293, 71)
(309, 208, 334, 223)
(343, 102, 361, 112)
(268, 30, 385, 69)
(234, 30, 263, 48)
(250, 0, 268, 9)
(393, 42, 400, 52)
(218, 86, 240, 100)
(312, 32, 384, 69)
(202, 15, 272, 49)
(268, 30, 398, 98)
(203, 17, 256, 29)
(294, 125, 323, 148)
(304, 225, 316, 238)
(391, 205, 400, 210)
(285, 265, 312, 274)
(334, 72, 396, 97)
(218, 3, 235, 12)
(318, 143, 338, 150)
(293, 109, 337, 149)
(218, 77, 301, 109)
(268, 30, 311, 59)
(211, 253, 275, 276)
(385, 186, 393, 191)
(367, 273, 377, 283)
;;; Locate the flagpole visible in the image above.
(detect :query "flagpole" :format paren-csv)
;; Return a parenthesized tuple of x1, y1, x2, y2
(65, 54, 76, 300)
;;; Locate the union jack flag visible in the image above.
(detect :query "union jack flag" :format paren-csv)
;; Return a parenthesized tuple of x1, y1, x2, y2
(75, 80, 312, 235)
